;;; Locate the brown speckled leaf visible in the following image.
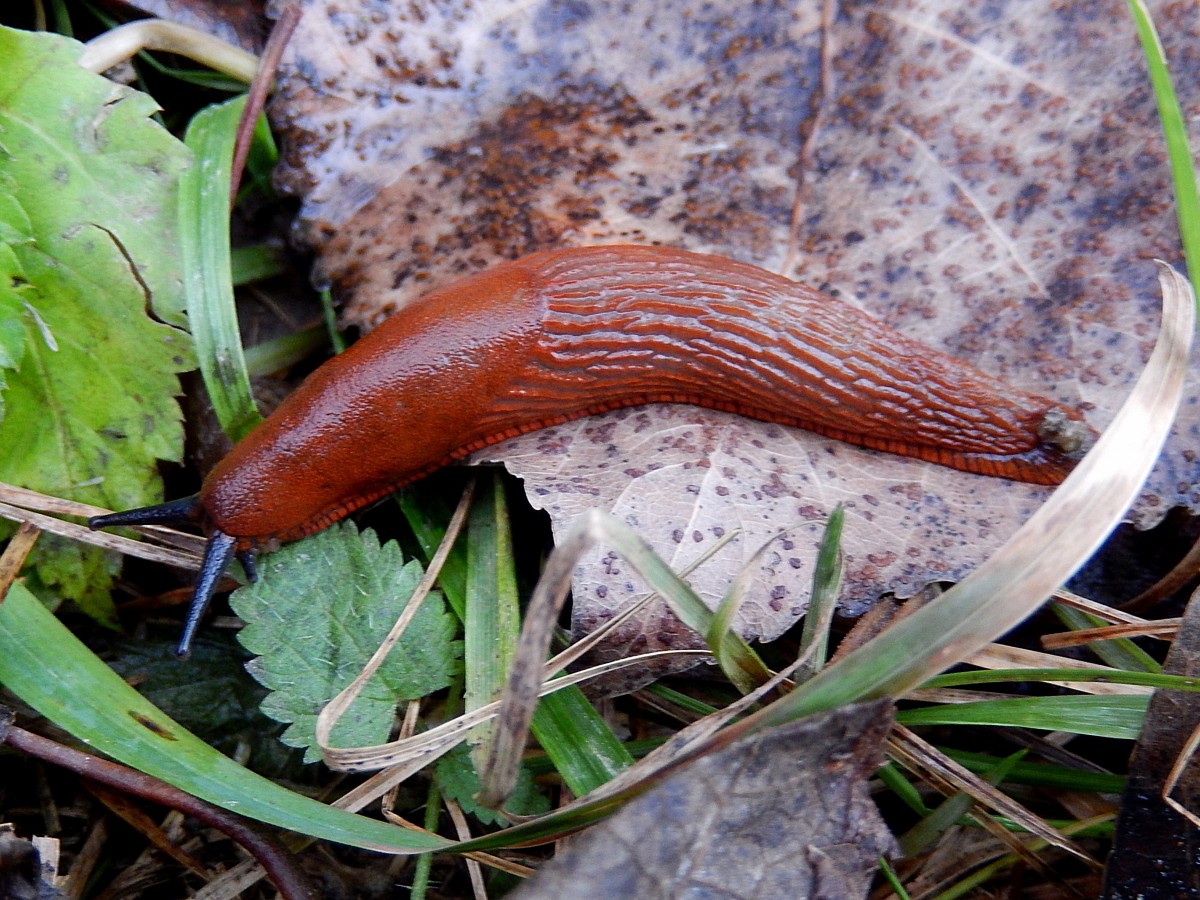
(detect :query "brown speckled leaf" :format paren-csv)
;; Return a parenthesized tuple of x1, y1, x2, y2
(267, 0, 1200, 657)
(511, 700, 896, 900)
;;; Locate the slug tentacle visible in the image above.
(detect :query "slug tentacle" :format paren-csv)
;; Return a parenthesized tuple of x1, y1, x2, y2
(89, 498, 254, 657)
(87, 496, 200, 531)
(238, 549, 259, 584)
(177, 530, 238, 658)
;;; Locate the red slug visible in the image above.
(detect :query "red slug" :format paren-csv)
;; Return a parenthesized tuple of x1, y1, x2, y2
(90, 245, 1094, 655)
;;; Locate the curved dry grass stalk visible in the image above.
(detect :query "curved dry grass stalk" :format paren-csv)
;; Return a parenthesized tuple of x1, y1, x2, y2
(78, 19, 258, 81)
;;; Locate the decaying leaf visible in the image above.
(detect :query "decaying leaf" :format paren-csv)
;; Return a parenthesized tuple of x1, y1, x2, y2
(511, 699, 897, 900)
(265, 0, 1200, 652)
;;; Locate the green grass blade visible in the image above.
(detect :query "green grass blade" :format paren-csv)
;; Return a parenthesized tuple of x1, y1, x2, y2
(877, 762, 931, 816)
(590, 514, 771, 692)
(398, 488, 469, 621)
(898, 751, 1025, 857)
(530, 682, 633, 796)
(641, 683, 720, 717)
(922, 667, 1196, 691)
(179, 95, 261, 441)
(230, 244, 285, 286)
(320, 287, 348, 354)
(242, 326, 325, 379)
(897, 695, 1149, 739)
(797, 504, 844, 675)
(1127, 0, 1200, 302)
(464, 473, 520, 766)
(0, 582, 449, 853)
(411, 778, 443, 900)
(943, 749, 1124, 793)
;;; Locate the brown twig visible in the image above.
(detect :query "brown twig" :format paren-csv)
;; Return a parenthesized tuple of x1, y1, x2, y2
(782, 0, 837, 274)
(0, 521, 40, 602)
(1, 722, 315, 900)
(1042, 619, 1180, 650)
(229, 5, 303, 208)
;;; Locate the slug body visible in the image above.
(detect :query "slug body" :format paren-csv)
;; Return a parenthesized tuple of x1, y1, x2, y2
(91, 245, 1094, 655)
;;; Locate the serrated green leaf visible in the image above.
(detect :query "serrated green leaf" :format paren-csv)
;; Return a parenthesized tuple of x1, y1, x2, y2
(0, 27, 189, 323)
(21, 531, 121, 622)
(231, 521, 463, 763)
(0, 25, 193, 615)
(435, 743, 549, 826)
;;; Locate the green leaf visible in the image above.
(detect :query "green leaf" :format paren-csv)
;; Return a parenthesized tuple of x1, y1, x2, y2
(0, 26, 193, 617)
(0, 26, 189, 322)
(179, 95, 261, 441)
(230, 244, 285, 286)
(1127, 0, 1200, 305)
(435, 744, 549, 827)
(797, 503, 844, 677)
(107, 635, 305, 777)
(464, 473, 520, 765)
(0, 241, 28, 393)
(1050, 601, 1161, 673)
(943, 749, 1125, 794)
(897, 694, 1150, 740)
(230, 521, 463, 762)
(0, 580, 451, 853)
(108, 635, 267, 739)
(530, 682, 633, 797)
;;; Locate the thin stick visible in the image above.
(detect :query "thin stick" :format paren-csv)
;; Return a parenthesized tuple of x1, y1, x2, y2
(229, 6, 302, 208)
(2, 724, 314, 900)
(79, 20, 258, 81)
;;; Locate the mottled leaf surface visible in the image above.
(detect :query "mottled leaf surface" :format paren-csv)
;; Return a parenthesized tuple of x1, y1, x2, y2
(512, 700, 896, 900)
(266, 0, 1199, 653)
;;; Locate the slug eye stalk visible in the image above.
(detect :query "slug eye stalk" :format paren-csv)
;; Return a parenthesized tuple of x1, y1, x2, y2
(88, 496, 201, 530)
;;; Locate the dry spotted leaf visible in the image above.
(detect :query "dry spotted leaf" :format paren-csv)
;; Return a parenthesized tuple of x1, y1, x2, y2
(266, 0, 1200, 658)
(511, 700, 896, 900)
